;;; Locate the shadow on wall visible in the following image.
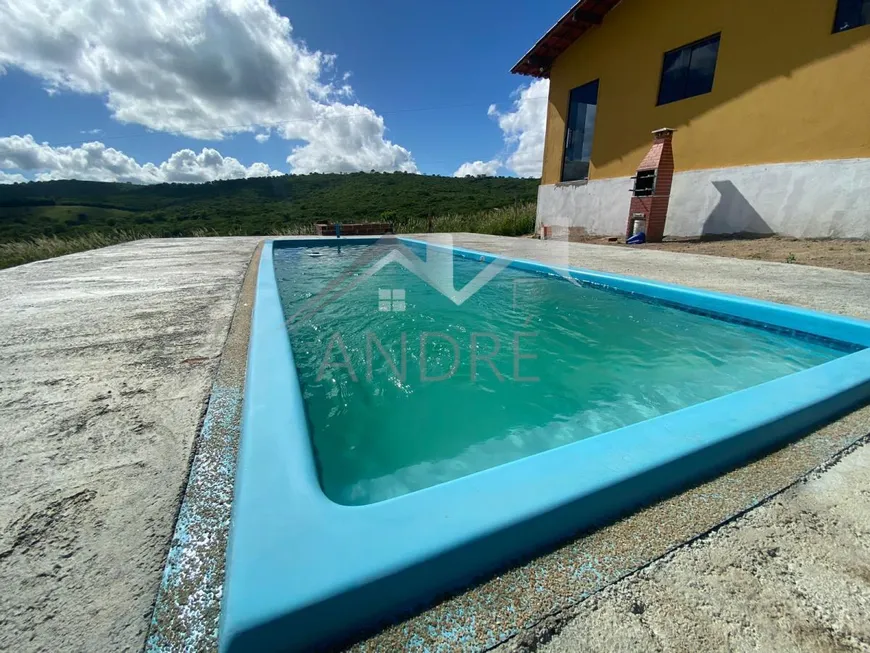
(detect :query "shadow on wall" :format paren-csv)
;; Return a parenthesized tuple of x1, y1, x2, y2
(701, 180, 773, 237)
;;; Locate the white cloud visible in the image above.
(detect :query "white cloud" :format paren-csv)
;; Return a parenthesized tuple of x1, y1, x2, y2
(488, 79, 549, 178)
(284, 103, 416, 174)
(0, 170, 26, 184)
(80, 128, 103, 135)
(254, 132, 270, 143)
(453, 160, 501, 177)
(0, 0, 417, 174)
(0, 134, 280, 183)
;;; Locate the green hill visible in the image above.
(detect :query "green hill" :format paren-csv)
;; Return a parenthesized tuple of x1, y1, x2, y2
(0, 173, 539, 242)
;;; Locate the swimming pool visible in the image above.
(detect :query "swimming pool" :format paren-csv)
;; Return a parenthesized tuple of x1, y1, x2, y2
(221, 237, 870, 653)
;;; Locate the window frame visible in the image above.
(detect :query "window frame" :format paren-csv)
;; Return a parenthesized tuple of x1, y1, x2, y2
(832, 0, 870, 33)
(656, 32, 722, 107)
(560, 79, 600, 183)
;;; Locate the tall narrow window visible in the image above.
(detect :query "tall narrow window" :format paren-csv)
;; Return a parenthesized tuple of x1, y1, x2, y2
(834, 0, 870, 32)
(561, 80, 599, 182)
(657, 34, 721, 106)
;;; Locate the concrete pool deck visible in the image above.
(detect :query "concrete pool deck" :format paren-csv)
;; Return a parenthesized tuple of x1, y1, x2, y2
(1, 234, 868, 652)
(0, 238, 258, 652)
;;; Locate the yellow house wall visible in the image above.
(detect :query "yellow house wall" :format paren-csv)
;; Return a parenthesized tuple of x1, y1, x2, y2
(541, 0, 870, 184)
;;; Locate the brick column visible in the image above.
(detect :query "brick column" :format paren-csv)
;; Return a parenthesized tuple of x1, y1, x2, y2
(625, 128, 675, 243)
(646, 128, 675, 243)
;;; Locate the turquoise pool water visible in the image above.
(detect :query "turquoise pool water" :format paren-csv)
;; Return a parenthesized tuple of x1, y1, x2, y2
(274, 242, 849, 506)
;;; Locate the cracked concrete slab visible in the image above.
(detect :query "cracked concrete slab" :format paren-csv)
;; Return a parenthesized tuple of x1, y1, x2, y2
(146, 244, 260, 653)
(0, 238, 258, 653)
(521, 438, 870, 653)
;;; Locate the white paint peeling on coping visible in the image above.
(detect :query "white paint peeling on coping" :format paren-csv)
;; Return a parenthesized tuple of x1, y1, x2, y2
(146, 384, 243, 653)
(537, 157, 870, 239)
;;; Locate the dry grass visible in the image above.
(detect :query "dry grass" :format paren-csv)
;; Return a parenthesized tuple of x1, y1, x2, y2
(395, 202, 537, 237)
(0, 230, 155, 270)
(269, 224, 316, 236)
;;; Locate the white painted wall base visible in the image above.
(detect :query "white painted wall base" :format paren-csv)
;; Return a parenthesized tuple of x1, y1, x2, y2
(536, 158, 870, 239)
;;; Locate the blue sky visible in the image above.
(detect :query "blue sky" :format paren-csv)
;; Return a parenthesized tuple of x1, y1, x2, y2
(0, 0, 564, 184)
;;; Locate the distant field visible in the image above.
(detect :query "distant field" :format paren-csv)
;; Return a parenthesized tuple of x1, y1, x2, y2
(0, 202, 537, 269)
(2, 204, 139, 233)
(2, 205, 137, 220)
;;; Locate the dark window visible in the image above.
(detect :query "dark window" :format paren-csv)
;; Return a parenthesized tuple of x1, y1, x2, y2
(561, 79, 599, 182)
(632, 170, 656, 197)
(834, 0, 870, 32)
(657, 34, 721, 106)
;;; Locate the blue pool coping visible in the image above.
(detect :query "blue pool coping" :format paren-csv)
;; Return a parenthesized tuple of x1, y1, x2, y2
(220, 237, 870, 653)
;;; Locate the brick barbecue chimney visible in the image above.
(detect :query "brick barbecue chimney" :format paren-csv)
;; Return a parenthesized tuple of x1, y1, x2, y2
(626, 128, 675, 243)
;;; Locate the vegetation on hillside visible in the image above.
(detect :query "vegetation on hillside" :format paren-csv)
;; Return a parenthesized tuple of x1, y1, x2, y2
(0, 204, 535, 269)
(0, 172, 538, 242)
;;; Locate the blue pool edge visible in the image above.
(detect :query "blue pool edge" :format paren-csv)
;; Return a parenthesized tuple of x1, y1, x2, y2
(219, 237, 870, 653)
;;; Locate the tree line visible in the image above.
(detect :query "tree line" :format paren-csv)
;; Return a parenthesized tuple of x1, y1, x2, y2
(0, 172, 539, 242)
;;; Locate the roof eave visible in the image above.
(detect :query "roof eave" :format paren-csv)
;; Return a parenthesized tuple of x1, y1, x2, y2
(510, 0, 620, 78)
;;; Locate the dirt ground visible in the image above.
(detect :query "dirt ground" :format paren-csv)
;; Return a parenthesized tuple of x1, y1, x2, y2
(572, 236, 870, 273)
